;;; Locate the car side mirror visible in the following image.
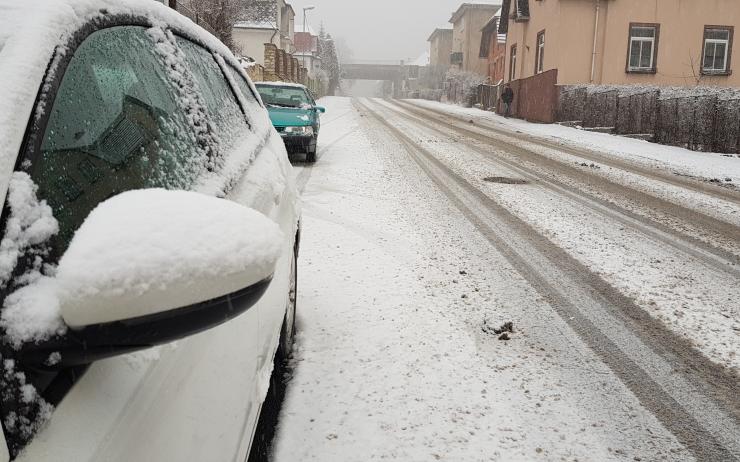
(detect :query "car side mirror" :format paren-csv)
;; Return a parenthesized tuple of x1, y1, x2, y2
(16, 189, 283, 368)
(315, 106, 326, 113)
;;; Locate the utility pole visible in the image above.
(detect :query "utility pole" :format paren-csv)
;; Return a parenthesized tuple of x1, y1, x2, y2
(302, 5, 315, 76)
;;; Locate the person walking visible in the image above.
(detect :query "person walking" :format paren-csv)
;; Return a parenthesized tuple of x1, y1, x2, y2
(501, 85, 514, 118)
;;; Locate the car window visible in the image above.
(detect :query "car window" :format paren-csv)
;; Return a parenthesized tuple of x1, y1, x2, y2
(255, 85, 313, 108)
(30, 26, 207, 257)
(226, 65, 263, 112)
(175, 38, 248, 151)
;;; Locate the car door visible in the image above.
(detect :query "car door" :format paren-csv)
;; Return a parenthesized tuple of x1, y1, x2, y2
(2, 23, 267, 461)
(220, 63, 300, 399)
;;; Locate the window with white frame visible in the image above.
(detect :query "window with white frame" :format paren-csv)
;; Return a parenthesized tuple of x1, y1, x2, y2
(510, 45, 517, 81)
(627, 24, 659, 72)
(703, 27, 733, 74)
(535, 31, 545, 74)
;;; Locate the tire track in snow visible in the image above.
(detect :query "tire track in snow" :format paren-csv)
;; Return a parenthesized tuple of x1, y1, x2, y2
(391, 99, 740, 258)
(400, 99, 740, 207)
(356, 97, 740, 462)
(374, 98, 740, 280)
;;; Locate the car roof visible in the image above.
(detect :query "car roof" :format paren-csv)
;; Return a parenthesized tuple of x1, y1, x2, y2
(255, 82, 309, 90)
(0, 0, 242, 207)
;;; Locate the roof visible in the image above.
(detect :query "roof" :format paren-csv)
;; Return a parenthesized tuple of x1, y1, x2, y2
(0, 0, 243, 207)
(254, 81, 308, 89)
(294, 24, 316, 35)
(239, 0, 279, 29)
(481, 11, 501, 33)
(411, 51, 430, 66)
(449, 3, 501, 25)
(234, 21, 277, 30)
(499, 0, 529, 33)
(427, 28, 453, 42)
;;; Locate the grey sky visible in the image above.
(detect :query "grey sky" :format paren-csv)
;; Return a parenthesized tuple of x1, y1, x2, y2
(288, 0, 501, 63)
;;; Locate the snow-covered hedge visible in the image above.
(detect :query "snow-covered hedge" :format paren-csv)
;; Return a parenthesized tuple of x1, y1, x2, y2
(558, 85, 740, 153)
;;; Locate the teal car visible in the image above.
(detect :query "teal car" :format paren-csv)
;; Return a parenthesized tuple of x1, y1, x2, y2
(254, 82, 326, 163)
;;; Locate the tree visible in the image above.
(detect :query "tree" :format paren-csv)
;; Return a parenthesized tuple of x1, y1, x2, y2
(319, 31, 341, 96)
(180, 0, 246, 51)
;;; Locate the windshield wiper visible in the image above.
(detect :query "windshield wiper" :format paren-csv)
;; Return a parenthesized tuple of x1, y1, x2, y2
(267, 103, 298, 108)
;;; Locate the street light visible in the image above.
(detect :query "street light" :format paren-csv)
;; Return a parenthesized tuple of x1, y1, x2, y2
(302, 5, 316, 77)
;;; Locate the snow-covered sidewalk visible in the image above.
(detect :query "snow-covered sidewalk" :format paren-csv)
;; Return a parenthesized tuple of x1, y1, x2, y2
(272, 97, 690, 461)
(409, 99, 740, 185)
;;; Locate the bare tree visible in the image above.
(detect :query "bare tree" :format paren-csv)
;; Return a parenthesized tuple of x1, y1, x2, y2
(178, 0, 247, 51)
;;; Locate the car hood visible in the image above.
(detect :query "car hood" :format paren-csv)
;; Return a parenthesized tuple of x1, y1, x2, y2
(267, 107, 314, 127)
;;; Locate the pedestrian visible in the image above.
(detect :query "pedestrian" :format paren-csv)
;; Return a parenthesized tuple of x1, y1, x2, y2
(501, 85, 514, 118)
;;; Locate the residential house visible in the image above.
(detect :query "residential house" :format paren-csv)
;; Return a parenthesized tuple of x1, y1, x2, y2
(294, 24, 322, 77)
(450, 3, 502, 76)
(500, 0, 740, 87)
(480, 12, 506, 83)
(233, 0, 295, 66)
(428, 28, 454, 68)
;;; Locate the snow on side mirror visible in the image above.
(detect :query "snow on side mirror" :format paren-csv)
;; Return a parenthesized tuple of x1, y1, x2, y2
(19, 189, 283, 368)
(315, 106, 326, 113)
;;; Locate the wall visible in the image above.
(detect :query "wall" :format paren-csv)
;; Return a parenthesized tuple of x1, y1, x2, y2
(503, 0, 740, 87)
(499, 69, 559, 122)
(430, 30, 453, 68)
(599, 0, 740, 87)
(233, 28, 276, 65)
(452, 6, 501, 76)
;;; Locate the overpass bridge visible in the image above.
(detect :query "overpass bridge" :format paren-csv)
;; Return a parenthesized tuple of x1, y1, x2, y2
(341, 61, 421, 97)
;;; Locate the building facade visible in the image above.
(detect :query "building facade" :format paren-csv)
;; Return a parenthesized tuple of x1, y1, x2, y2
(480, 13, 506, 83)
(450, 3, 502, 75)
(500, 0, 740, 87)
(428, 28, 454, 68)
(294, 24, 322, 77)
(233, 0, 295, 66)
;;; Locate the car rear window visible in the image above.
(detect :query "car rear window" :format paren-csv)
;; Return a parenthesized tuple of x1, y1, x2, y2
(176, 38, 248, 153)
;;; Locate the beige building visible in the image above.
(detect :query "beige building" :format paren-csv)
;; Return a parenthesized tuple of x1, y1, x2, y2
(233, 0, 295, 66)
(428, 28, 454, 68)
(450, 3, 502, 75)
(500, 0, 740, 87)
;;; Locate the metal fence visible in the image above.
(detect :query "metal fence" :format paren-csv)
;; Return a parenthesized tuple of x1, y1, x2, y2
(476, 84, 500, 111)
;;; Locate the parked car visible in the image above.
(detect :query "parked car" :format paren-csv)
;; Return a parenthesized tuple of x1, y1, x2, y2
(254, 82, 325, 163)
(0, 1, 299, 460)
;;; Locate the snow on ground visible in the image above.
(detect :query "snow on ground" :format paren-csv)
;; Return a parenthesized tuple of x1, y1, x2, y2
(409, 99, 740, 185)
(273, 97, 690, 461)
(367, 100, 740, 372)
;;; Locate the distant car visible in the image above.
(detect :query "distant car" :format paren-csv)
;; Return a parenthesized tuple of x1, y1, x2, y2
(0, 1, 299, 461)
(255, 82, 326, 163)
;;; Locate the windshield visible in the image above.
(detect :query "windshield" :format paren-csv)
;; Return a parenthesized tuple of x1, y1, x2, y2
(255, 85, 312, 108)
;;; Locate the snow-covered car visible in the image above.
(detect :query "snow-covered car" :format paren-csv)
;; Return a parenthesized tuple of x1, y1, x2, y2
(0, 1, 299, 460)
(254, 82, 325, 163)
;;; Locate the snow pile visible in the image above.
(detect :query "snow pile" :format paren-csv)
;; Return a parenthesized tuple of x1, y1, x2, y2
(0, 173, 65, 347)
(0, 173, 58, 286)
(1, 277, 66, 348)
(56, 189, 283, 326)
(1, 358, 54, 456)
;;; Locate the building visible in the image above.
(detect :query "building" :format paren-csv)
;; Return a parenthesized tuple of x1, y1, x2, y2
(294, 24, 322, 77)
(500, 0, 740, 87)
(428, 28, 454, 68)
(450, 3, 502, 75)
(233, 0, 295, 66)
(480, 13, 506, 83)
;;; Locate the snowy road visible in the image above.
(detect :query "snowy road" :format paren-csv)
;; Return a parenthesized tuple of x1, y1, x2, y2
(272, 97, 740, 461)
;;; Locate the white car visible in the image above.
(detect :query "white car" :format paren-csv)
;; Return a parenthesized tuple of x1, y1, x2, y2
(0, 0, 299, 460)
